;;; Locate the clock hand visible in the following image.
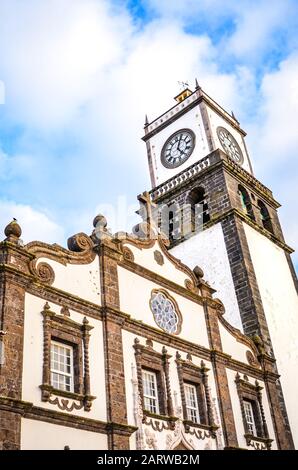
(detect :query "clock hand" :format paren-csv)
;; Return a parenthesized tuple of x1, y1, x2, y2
(177, 135, 183, 151)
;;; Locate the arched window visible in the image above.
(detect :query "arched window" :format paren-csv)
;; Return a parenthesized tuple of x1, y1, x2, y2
(160, 202, 180, 242)
(258, 200, 274, 234)
(187, 187, 210, 231)
(238, 185, 255, 220)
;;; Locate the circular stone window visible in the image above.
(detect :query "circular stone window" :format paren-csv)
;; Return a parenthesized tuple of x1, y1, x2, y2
(150, 290, 182, 334)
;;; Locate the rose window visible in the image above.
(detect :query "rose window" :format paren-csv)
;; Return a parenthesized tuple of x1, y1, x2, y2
(150, 290, 181, 334)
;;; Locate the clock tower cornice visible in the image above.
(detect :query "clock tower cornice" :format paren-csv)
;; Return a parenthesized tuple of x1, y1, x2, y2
(142, 88, 246, 142)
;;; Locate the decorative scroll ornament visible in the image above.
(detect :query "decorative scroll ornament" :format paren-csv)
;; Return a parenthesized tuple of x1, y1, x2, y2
(123, 246, 134, 262)
(27, 232, 96, 282)
(48, 396, 84, 412)
(246, 350, 259, 367)
(143, 416, 176, 432)
(184, 279, 196, 292)
(34, 262, 55, 285)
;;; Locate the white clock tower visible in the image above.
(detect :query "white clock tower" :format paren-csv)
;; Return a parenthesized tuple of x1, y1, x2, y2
(141, 82, 298, 448)
(143, 80, 253, 188)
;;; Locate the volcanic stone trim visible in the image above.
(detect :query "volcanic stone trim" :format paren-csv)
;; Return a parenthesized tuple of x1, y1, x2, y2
(221, 213, 294, 448)
(0, 396, 137, 443)
(98, 245, 129, 449)
(0, 266, 26, 450)
(203, 299, 239, 448)
(221, 213, 271, 339)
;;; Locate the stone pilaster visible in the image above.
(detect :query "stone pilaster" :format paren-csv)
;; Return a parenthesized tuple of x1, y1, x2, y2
(0, 225, 31, 449)
(98, 240, 130, 450)
(203, 299, 239, 449)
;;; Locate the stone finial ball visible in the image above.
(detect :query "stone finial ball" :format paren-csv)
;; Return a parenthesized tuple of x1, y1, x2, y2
(193, 265, 204, 279)
(4, 219, 22, 239)
(93, 214, 107, 229)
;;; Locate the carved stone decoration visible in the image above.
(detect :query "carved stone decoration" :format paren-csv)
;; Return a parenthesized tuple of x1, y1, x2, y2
(165, 415, 196, 450)
(60, 306, 70, 317)
(122, 246, 134, 262)
(145, 338, 153, 349)
(34, 262, 55, 285)
(213, 298, 225, 315)
(187, 426, 214, 440)
(131, 363, 145, 450)
(184, 279, 196, 292)
(67, 232, 94, 253)
(145, 428, 158, 450)
(246, 351, 260, 367)
(27, 232, 96, 281)
(48, 396, 84, 412)
(212, 397, 224, 450)
(143, 415, 176, 432)
(154, 250, 164, 266)
(245, 434, 273, 450)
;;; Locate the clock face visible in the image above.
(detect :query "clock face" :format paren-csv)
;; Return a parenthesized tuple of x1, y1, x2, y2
(161, 129, 195, 169)
(217, 126, 244, 165)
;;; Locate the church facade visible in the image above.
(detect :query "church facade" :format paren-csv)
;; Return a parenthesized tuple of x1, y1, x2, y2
(0, 84, 297, 450)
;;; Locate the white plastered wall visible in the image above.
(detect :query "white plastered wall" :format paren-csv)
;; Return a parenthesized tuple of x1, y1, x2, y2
(118, 266, 209, 348)
(22, 293, 107, 421)
(122, 330, 222, 450)
(219, 322, 254, 365)
(148, 105, 209, 186)
(170, 224, 243, 330)
(243, 222, 298, 448)
(37, 257, 101, 305)
(226, 369, 277, 450)
(21, 418, 107, 450)
(125, 240, 193, 288)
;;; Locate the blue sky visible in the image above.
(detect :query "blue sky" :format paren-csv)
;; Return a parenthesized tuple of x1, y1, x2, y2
(0, 0, 297, 270)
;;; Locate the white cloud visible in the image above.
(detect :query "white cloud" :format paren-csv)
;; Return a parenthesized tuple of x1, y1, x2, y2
(0, 200, 65, 245)
(0, 0, 133, 131)
(144, 0, 297, 63)
(245, 53, 298, 262)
